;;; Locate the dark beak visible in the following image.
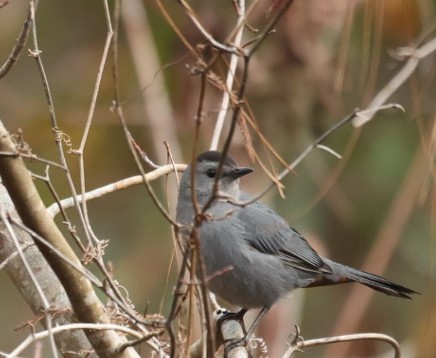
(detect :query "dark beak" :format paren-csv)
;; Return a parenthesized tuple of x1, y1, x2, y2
(229, 167, 254, 179)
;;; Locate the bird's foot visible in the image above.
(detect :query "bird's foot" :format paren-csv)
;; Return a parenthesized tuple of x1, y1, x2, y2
(288, 325, 304, 352)
(216, 308, 247, 328)
(216, 308, 252, 356)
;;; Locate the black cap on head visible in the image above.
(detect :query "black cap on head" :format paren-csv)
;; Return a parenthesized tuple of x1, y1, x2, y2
(196, 150, 238, 168)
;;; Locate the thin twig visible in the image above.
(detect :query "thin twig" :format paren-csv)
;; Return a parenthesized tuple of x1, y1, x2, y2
(236, 104, 403, 207)
(176, 0, 240, 55)
(0, 241, 34, 270)
(10, 216, 166, 350)
(0, 0, 37, 79)
(47, 165, 185, 217)
(284, 331, 401, 358)
(117, 329, 165, 353)
(166, 247, 192, 357)
(76, 0, 114, 248)
(28, 0, 92, 250)
(7, 323, 148, 358)
(77, 0, 113, 154)
(0, 151, 65, 170)
(71, 2, 144, 326)
(0, 209, 59, 358)
(246, 0, 295, 56)
(111, 3, 179, 228)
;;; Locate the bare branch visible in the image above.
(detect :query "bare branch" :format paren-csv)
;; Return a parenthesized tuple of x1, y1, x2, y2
(210, 0, 246, 150)
(0, 0, 36, 79)
(7, 323, 151, 358)
(75, 0, 114, 249)
(121, 0, 182, 166)
(246, 0, 295, 56)
(284, 330, 401, 358)
(326, 148, 427, 357)
(47, 164, 186, 218)
(0, 183, 94, 356)
(28, 0, 94, 250)
(0, 121, 140, 357)
(353, 37, 436, 127)
(176, 0, 241, 55)
(234, 104, 404, 207)
(111, 2, 179, 228)
(0, 207, 59, 358)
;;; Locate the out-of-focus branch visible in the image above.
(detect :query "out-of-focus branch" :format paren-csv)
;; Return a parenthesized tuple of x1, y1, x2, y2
(121, 0, 182, 166)
(325, 147, 427, 358)
(237, 104, 403, 207)
(210, 0, 246, 150)
(0, 121, 139, 357)
(353, 36, 436, 127)
(176, 0, 240, 55)
(0, 0, 37, 79)
(47, 164, 186, 218)
(246, 0, 295, 56)
(111, 0, 179, 229)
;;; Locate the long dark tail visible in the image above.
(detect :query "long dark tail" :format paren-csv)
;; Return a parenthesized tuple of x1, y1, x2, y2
(308, 258, 418, 299)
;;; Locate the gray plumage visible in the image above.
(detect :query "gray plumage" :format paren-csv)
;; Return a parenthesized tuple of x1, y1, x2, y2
(176, 151, 417, 310)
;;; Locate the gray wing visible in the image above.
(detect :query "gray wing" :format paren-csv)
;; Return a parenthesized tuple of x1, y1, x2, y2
(237, 200, 332, 274)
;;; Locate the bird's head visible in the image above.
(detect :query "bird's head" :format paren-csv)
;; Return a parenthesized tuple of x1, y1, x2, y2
(181, 151, 253, 202)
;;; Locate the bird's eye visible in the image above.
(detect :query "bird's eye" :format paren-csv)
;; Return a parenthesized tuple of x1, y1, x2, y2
(206, 168, 216, 178)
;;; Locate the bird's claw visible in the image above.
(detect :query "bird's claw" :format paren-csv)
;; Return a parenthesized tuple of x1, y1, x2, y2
(289, 324, 304, 351)
(216, 308, 247, 328)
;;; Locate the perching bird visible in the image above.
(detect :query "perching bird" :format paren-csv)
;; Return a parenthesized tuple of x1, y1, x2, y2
(176, 151, 417, 330)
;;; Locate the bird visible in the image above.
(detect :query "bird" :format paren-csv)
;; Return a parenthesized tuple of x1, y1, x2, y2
(176, 150, 417, 335)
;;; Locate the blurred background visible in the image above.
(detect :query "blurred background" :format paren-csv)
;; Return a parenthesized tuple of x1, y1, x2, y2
(0, 0, 435, 357)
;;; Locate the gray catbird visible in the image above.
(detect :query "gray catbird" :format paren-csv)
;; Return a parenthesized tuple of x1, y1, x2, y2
(176, 151, 417, 330)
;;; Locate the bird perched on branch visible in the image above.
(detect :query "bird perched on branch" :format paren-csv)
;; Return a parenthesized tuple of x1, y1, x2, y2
(176, 150, 417, 334)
